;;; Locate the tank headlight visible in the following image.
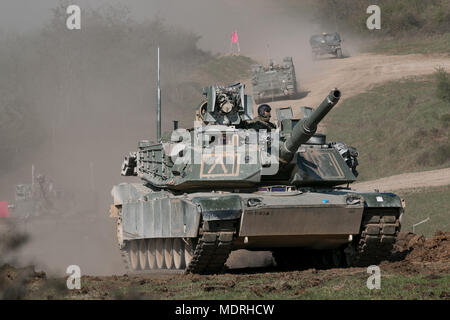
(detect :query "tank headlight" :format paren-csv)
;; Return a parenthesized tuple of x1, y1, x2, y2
(247, 198, 262, 207)
(346, 195, 361, 205)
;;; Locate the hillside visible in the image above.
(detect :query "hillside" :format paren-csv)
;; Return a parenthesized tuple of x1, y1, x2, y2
(312, 0, 450, 37)
(326, 74, 450, 181)
(277, 0, 450, 54)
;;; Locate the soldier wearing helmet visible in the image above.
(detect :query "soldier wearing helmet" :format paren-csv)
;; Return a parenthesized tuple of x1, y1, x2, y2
(246, 104, 276, 131)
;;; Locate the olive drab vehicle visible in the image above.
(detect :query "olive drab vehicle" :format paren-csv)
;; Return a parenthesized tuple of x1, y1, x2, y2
(251, 57, 298, 104)
(310, 32, 343, 59)
(110, 56, 404, 274)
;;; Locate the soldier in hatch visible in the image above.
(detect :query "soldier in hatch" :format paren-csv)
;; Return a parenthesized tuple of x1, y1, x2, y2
(246, 104, 276, 131)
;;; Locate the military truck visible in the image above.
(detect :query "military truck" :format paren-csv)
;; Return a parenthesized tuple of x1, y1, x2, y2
(310, 32, 343, 59)
(251, 57, 298, 104)
(110, 79, 403, 274)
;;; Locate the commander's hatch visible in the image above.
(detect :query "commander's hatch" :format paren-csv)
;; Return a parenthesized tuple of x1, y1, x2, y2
(276, 107, 293, 126)
(277, 106, 313, 137)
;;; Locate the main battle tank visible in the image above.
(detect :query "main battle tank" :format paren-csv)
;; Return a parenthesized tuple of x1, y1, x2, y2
(111, 83, 404, 274)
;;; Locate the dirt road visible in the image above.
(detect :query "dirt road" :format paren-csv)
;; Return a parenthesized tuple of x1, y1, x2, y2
(260, 53, 450, 118)
(352, 167, 450, 192)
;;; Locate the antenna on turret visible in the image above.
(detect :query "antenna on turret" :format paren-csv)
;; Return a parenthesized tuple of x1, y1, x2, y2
(157, 46, 161, 142)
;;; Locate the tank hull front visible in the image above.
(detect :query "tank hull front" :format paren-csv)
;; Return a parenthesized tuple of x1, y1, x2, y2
(110, 184, 403, 273)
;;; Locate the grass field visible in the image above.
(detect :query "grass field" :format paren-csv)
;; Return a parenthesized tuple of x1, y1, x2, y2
(326, 75, 450, 182)
(397, 185, 450, 237)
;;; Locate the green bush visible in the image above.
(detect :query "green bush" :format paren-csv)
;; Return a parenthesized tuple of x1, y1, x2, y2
(440, 113, 450, 127)
(434, 67, 450, 102)
(417, 144, 450, 166)
(434, 145, 450, 165)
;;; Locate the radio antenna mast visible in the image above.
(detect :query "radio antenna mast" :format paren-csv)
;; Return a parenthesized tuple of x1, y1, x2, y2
(157, 47, 161, 141)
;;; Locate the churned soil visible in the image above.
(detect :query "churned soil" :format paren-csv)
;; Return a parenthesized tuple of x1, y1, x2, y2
(1, 231, 448, 300)
(382, 231, 450, 275)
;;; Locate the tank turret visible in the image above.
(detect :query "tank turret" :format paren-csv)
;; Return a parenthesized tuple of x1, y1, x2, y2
(120, 85, 356, 189)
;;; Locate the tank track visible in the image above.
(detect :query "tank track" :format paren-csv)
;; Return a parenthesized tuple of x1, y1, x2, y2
(347, 208, 401, 267)
(117, 184, 236, 275)
(122, 231, 235, 275)
(186, 231, 234, 274)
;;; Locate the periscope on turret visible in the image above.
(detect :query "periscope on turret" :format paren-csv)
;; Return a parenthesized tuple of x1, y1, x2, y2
(111, 81, 404, 274)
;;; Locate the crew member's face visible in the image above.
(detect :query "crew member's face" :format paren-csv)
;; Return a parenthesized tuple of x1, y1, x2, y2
(264, 110, 271, 119)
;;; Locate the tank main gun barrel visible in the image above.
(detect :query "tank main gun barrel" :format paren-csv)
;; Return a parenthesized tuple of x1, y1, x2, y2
(279, 89, 341, 164)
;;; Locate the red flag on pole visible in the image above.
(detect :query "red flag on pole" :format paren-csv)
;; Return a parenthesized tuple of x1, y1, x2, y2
(0, 201, 9, 218)
(231, 31, 238, 44)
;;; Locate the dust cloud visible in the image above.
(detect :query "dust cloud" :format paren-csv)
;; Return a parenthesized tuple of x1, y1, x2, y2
(0, 1, 364, 275)
(0, 4, 212, 276)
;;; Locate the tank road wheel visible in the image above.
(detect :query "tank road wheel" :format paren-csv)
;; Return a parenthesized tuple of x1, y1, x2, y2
(332, 249, 344, 268)
(184, 238, 195, 267)
(172, 238, 185, 270)
(155, 238, 166, 269)
(164, 238, 174, 269)
(147, 239, 156, 269)
(138, 239, 148, 270)
(128, 240, 140, 271)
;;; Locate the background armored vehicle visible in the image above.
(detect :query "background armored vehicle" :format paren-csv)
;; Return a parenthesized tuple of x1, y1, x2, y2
(251, 57, 298, 104)
(310, 32, 343, 59)
(111, 78, 403, 274)
(7, 174, 70, 219)
(10, 184, 34, 219)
